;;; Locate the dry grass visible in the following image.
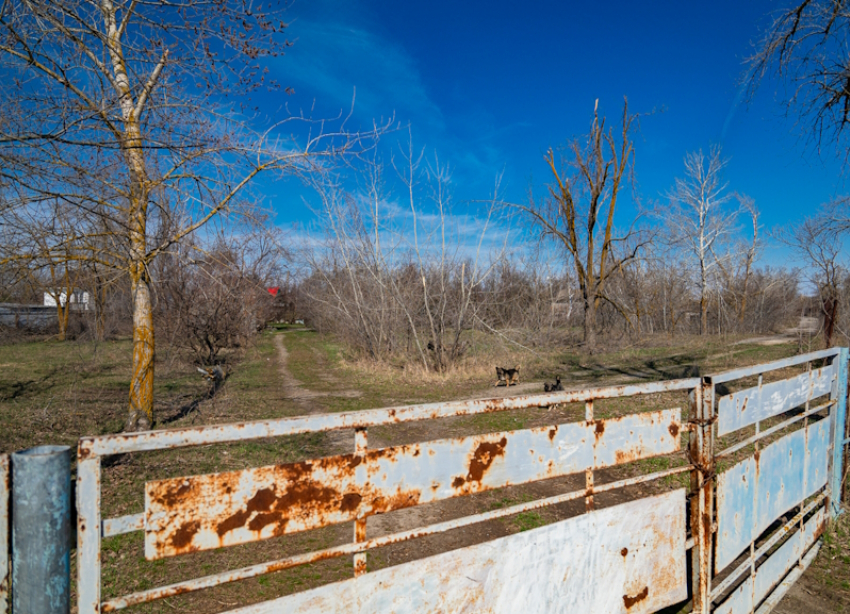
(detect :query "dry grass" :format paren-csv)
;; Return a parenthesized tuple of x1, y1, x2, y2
(0, 327, 841, 613)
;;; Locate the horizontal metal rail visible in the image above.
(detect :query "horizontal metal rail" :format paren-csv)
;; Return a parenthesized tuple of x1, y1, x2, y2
(716, 400, 836, 459)
(754, 542, 821, 614)
(709, 492, 826, 601)
(80, 379, 700, 458)
(708, 348, 840, 385)
(102, 514, 144, 538)
(101, 464, 692, 611)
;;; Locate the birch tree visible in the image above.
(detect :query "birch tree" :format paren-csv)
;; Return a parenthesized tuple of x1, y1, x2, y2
(0, 0, 381, 429)
(666, 147, 737, 335)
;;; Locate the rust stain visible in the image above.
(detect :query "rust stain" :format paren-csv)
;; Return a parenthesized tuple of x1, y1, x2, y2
(151, 480, 196, 508)
(623, 586, 649, 608)
(614, 448, 640, 464)
(170, 520, 200, 552)
(668, 422, 679, 438)
(340, 493, 362, 512)
(216, 479, 341, 538)
(368, 490, 421, 514)
(594, 420, 605, 437)
(620, 547, 628, 557)
(548, 426, 558, 441)
(451, 437, 508, 490)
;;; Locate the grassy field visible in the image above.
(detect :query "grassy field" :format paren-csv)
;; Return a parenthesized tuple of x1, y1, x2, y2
(0, 328, 846, 613)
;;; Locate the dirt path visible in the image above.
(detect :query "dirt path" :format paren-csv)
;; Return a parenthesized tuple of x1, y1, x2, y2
(273, 333, 361, 454)
(273, 334, 361, 410)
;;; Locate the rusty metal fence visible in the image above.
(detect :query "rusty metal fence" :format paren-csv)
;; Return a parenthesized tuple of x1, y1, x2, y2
(1, 348, 846, 613)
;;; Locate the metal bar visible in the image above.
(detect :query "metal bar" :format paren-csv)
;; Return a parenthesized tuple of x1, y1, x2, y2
(353, 428, 367, 577)
(144, 409, 682, 558)
(11, 446, 72, 614)
(716, 400, 835, 459)
(709, 493, 826, 601)
(691, 379, 713, 614)
(708, 348, 840, 385)
(80, 379, 700, 458)
(102, 465, 693, 611)
(830, 348, 848, 517)
(716, 363, 835, 436)
(102, 514, 144, 538)
(585, 401, 594, 511)
(0, 455, 8, 614)
(77, 455, 101, 614)
(712, 507, 826, 614)
(753, 541, 821, 614)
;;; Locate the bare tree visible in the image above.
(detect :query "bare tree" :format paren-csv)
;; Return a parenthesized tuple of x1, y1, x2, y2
(516, 99, 648, 353)
(749, 0, 850, 154)
(302, 134, 504, 371)
(0, 1, 383, 428)
(776, 210, 843, 348)
(665, 147, 739, 336)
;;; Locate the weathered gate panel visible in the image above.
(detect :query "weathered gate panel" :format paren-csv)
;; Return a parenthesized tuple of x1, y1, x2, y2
(715, 418, 830, 571)
(145, 408, 681, 559)
(225, 489, 687, 614)
(713, 507, 826, 614)
(717, 363, 835, 436)
(70, 348, 850, 614)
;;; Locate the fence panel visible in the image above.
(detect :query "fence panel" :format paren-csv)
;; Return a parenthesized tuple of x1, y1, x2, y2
(144, 408, 681, 559)
(708, 347, 845, 614)
(224, 490, 687, 614)
(715, 418, 830, 571)
(69, 348, 850, 614)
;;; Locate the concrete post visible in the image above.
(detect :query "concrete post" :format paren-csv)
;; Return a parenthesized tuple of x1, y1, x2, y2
(11, 445, 72, 614)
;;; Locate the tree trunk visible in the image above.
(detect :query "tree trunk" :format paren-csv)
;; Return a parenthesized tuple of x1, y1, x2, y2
(583, 290, 597, 354)
(55, 300, 67, 341)
(127, 266, 154, 431)
(823, 288, 839, 350)
(699, 285, 708, 336)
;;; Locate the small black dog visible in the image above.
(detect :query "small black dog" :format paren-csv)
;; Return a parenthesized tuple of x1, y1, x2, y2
(544, 376, 563, 392)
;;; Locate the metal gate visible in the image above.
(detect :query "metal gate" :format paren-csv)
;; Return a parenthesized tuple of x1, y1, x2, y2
(6, 347, 842, 613)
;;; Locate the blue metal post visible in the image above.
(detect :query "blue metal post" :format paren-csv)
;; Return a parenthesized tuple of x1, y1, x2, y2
(830, 347, 848, 517)
(11, 445, 72, 614)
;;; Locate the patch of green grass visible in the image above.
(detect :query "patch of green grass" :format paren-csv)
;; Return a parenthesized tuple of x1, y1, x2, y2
(513, 511, 546, 532)
(488, 493, 535, 510)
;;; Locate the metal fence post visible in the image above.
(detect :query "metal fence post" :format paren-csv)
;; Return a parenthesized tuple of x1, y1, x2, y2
(690, 379, 714, 614)
(830, 347, 849, 517)
(1, 455, 9, 614)
(11, 445, 72, 614)
(76, 453, 101, 614)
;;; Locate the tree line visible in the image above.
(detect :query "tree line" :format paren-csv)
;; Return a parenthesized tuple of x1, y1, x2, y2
(2, 0, 850, 429)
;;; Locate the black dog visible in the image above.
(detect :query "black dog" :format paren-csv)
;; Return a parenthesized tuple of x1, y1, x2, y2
(544, 376, 563, 392)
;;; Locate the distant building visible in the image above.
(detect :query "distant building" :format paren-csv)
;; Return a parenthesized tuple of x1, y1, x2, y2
(44, 289, 91, 311)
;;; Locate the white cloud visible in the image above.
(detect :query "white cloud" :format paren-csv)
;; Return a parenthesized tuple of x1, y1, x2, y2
(277, 20, 444, 134)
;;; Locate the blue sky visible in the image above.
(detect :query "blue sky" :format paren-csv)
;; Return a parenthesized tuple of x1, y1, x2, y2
(257, 0, 847, 266)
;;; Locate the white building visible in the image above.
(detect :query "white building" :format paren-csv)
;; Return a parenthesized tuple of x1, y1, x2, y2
(43, 289, 91, 311)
